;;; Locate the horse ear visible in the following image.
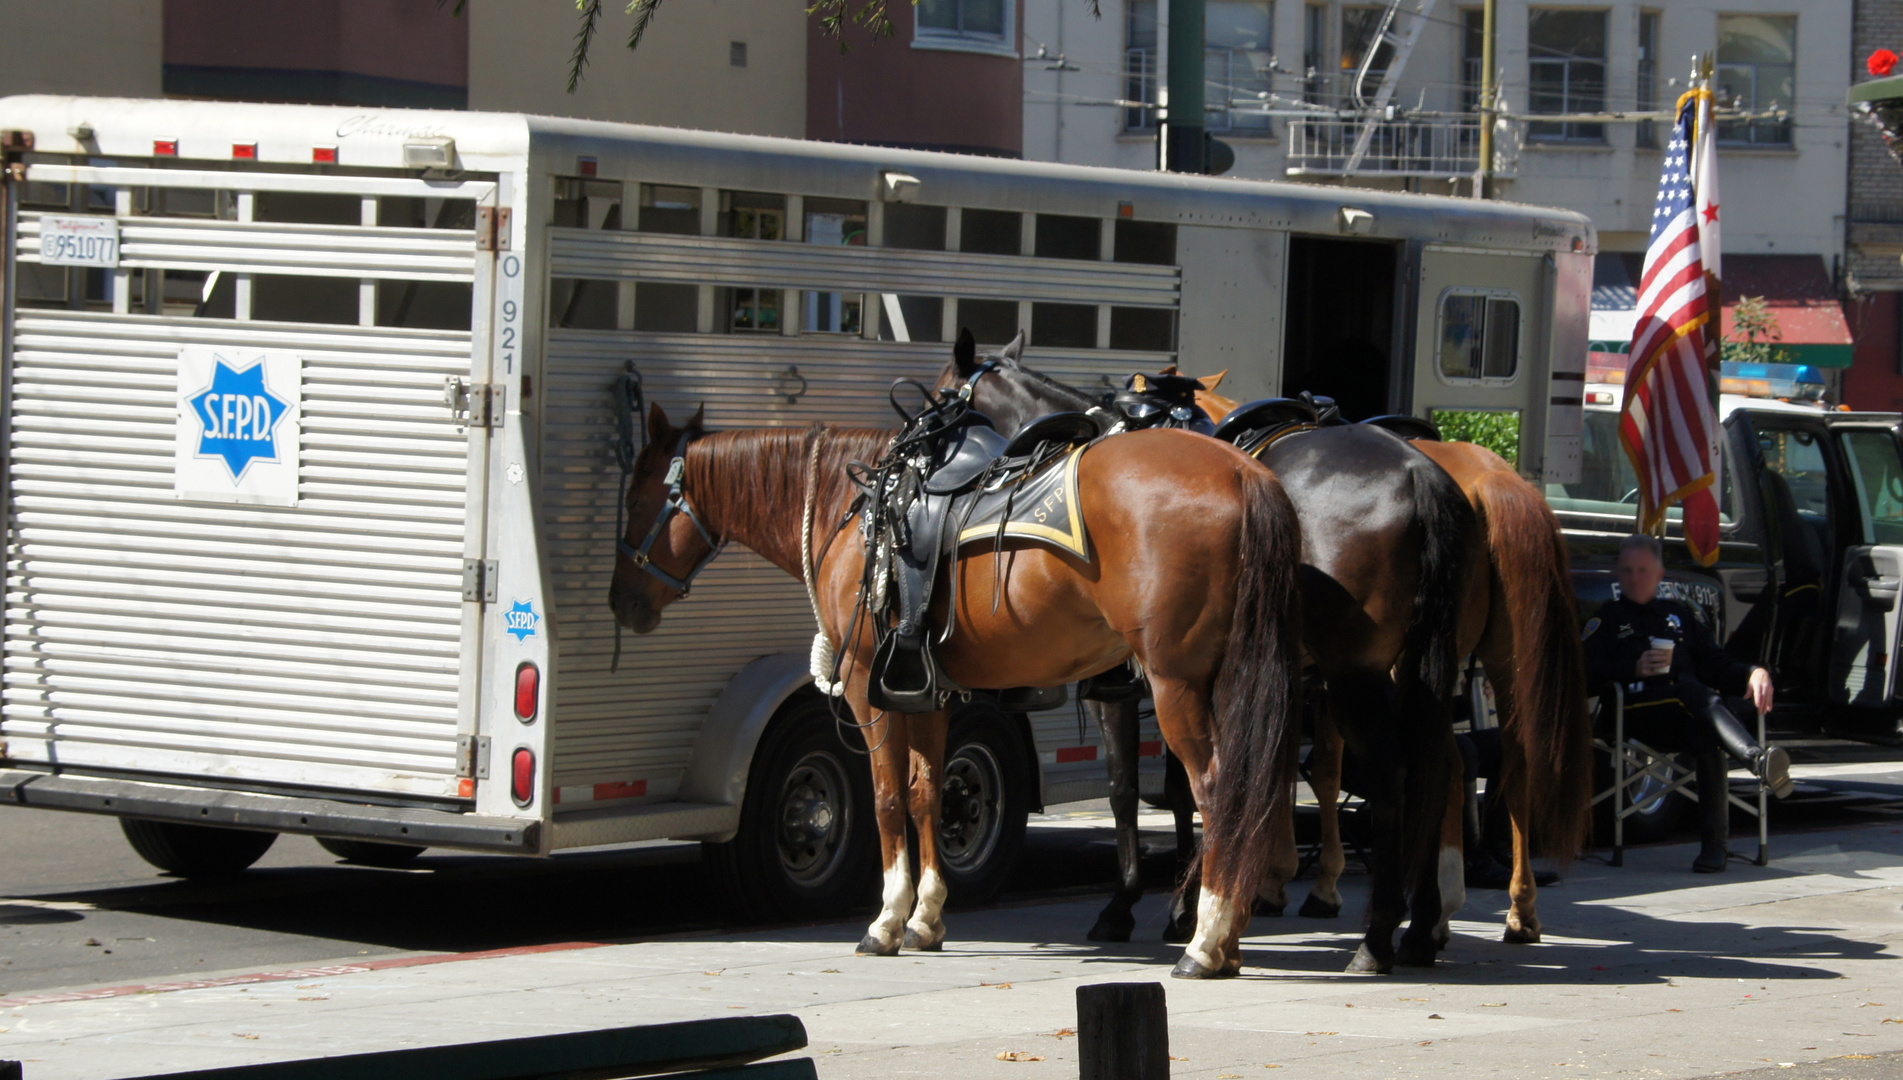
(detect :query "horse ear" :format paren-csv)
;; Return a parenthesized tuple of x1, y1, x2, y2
(999, 329, 1026, 366)
(1158, 364, 1180, 376)
(685, 403, 707, 432)
(953, 328, 978, 375)
(1200, 369, 1230, 393)
(647, 400, 673, 442)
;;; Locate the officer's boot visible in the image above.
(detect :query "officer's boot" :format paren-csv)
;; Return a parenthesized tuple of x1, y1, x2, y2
(1692, 750, 1731, 874)
(1708, 700, 1795, 799)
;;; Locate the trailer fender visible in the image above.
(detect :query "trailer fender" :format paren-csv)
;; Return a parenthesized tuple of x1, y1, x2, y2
(677, 652, 814, 842)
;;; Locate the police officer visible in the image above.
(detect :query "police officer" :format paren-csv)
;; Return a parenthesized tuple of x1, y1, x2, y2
(1584, 534, 1794, 873)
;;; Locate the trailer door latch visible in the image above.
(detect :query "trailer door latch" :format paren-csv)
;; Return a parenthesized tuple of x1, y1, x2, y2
(462, 558, 498, 604)
(445, 377, 502, 429)
(457, 735, 491, 779)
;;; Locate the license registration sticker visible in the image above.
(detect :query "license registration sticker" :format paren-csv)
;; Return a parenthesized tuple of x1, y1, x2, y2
(39, 215, 120, 268)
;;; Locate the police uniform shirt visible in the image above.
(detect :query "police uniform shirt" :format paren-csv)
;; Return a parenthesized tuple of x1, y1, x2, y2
(1581, 595, 1753, 704)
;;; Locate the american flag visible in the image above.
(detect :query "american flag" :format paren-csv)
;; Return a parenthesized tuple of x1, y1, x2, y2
(1620, 90, 1724, 565)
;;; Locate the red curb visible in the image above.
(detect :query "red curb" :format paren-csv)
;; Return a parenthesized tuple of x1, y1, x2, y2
(0, 940, 610, 1008)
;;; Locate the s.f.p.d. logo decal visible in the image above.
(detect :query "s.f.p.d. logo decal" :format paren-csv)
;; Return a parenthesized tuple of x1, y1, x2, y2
(175, 348, 301, 506)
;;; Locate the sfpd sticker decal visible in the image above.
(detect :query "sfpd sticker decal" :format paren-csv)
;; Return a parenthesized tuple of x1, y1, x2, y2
(504, 600, 541, 641)
(175, 348, 301, 506)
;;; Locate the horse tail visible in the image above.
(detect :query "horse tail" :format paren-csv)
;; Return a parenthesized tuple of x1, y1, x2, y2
(1397, 460, 1477, 886)
(1203, 462, 1305, 911)
(1473, 469, 1593, 859)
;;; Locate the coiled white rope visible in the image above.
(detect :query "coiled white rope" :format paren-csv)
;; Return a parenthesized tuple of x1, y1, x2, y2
(802, 431, 846, 697)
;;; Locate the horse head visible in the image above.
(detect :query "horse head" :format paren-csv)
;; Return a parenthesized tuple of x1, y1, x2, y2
(608, 400, 716, 635)
(937, 328, 1097, 435)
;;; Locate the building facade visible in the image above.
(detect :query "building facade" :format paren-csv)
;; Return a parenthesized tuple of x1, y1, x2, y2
(1843, 0, 1903, 411)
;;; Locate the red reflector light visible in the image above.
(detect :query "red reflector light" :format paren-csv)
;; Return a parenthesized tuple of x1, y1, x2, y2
(578, 156, 597, 176)
(511, 747, 535, 806)
(514, 662, 540, 722)
(457, 777, 475, 798)
(153, 139, 178, 157)
(312, 146, 337, 164)
(1586, 390, 1615, 405)
(232, 143, 257, 160)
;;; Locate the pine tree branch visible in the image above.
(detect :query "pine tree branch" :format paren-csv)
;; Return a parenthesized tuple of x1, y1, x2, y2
(568, 0, 605, 94)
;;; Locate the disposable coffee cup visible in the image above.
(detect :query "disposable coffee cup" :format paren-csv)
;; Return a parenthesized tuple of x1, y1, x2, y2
(1650, 637, 1675, 665)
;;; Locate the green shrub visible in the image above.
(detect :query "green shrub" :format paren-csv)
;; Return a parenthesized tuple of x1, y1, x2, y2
(1432, 409, 1521, 467)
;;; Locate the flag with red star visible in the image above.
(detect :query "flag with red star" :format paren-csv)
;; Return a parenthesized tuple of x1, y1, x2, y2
(1619, 88, 1724, 565)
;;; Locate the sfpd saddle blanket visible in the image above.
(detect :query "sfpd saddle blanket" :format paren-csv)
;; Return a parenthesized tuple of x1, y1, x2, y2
(951, 442, 1091, 561)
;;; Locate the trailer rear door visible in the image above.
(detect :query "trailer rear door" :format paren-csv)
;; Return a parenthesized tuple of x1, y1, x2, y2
(2, 160, 497, 802)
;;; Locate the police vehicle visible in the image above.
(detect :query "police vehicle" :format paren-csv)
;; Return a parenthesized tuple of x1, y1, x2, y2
(0, 95, 1592, 914)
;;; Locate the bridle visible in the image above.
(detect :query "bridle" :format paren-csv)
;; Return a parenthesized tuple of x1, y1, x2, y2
(618, 429, 727, 597)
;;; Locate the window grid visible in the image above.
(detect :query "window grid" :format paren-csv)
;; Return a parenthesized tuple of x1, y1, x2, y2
(1527, 8, 1607, 143)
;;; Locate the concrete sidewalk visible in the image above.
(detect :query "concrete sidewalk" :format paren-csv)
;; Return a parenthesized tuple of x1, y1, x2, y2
(5, 821, 1903, 1079)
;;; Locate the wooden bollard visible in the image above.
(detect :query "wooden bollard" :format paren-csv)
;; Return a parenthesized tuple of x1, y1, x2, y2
(1, 1061, 20, 1080)
(1076, 982, 1168, 1080)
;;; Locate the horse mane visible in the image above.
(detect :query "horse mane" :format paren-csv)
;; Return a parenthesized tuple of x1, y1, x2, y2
(684, 426, 892, 575)
(1002, 363, 1100, 411)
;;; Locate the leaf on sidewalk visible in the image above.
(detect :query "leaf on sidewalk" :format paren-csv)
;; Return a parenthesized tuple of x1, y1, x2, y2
(996, 1051, 1045, 1062)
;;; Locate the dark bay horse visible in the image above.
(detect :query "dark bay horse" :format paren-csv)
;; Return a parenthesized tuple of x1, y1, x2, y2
(609, 403, 1305, 978)
(1190, 382, 1594, 946)
(946, 337, 1484, 973)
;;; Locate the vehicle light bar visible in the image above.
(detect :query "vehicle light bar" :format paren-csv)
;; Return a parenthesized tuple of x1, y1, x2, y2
(511, 747, 535, 807)
(515, 662, 539, 723)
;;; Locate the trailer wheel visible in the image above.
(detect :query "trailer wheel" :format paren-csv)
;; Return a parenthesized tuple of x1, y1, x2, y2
(316, 837, 427, 868)
(703, 694, 876, 923)
(936, 703, 1031, 906)
(120, 819, 277, 878)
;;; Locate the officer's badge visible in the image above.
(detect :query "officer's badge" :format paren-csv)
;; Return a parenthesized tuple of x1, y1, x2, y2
(1581, 617, 1600, 641)
(1667, 613, 1682, 631)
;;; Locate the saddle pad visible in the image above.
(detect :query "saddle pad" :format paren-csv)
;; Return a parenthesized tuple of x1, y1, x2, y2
(953, 442, 1091, 561)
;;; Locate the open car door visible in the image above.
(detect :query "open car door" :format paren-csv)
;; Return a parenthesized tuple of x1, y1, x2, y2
(1825, 420, 1903, 712)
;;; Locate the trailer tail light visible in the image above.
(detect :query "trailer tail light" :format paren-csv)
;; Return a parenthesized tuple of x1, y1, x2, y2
(312, 146, 337, 164)
(232, 142, 257, 160)
(578, 156, 597, 177)
(514, 662, 539, 723)
(153, 139, 178, 157)
(1586, 390, 1615, 405)
(511, 747, 535, 807)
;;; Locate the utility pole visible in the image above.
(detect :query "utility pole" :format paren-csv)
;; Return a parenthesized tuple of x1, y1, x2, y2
(1164, 0, 1205, 173)
(1476, 0, 1496, 198)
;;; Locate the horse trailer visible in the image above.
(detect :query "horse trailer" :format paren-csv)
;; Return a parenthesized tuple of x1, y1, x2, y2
(0, 95, 1592, 914)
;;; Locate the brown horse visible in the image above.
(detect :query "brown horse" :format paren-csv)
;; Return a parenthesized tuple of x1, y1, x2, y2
(1191, 383, 1593, 945)
(947, 340, 1484, 972)
(608, 404, 1305, 978)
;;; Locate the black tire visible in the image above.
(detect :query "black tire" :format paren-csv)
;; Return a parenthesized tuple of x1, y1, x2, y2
(316, 836, 427, 868)
(702, 693, 877, 923)
(120, 819, 277, 878)
(1591, 744, 1692, 846)
(936, 703, 1032, 906)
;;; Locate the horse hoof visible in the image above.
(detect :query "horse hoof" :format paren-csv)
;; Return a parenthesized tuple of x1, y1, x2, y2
(1299, 895, 1341, 919)
(1502, 924, 1541, 945)
(1395, 940, 1437, 968)
(856, 934, 900, 957)
(902, 927, 943, 952)
(1254, 898, 1285, 917)
(1087, 913, 1135, 943)
(1170, 955, 1235, 980)
(1344, 944, 1391, 975)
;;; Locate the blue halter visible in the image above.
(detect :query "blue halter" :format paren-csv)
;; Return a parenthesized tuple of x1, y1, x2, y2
(618, 430, 726, 597)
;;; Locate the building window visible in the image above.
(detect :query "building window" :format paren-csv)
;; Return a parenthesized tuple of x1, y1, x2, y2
(1528, 8, 1606, 143)
(1635, 12, 1660, 148)
(1125, 0, 1273, 132)
(1717, 15, 1795, 146)
(917, 0, 1011, 49)
(1460, 8, 1483, 113)
(1302, 3, 1325, 103)
(718, 191, 785, 240)
(804, 197, 867, 335)
(1340, 6, 1393, 89)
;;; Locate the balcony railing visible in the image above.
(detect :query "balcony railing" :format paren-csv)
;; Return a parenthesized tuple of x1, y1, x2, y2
(1284, 117, 1516, 180)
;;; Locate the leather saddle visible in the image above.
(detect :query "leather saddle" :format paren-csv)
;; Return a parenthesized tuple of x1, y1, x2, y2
(1110, 372, 1215, 435)
(1210, 392, 1442, 457)
(868, 407, 1102, 714)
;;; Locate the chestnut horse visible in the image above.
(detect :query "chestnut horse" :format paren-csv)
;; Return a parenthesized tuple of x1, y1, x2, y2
(608, 403, 1304, 978)
(946, 340, 1483, 973)
(1190, 381, 1593, 945)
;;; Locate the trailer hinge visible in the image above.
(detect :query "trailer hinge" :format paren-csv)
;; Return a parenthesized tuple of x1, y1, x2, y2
(444, 377, 502, 429)
(457, 735, 491, 780)
(462, 558, 499, 604)
(477, 206, 512, 252)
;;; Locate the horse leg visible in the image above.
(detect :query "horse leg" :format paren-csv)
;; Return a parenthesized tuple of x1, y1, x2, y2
(1255, 749, 1301, 918)
(902, 711, 953, 952)
(1163, 750, 1198, 943)
(852, 692, 916, 958)
(1333, 674, 1406, 975)
(1299, 707, 1346, 919)
(1149, 677, 1244, 980)
(1500, 735, 1543, 944)
(1396, 730, 1458, 968)
(1434, 744, 1467, 951)
(1085, 698, 1143, 942)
